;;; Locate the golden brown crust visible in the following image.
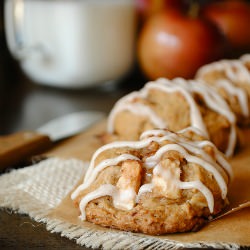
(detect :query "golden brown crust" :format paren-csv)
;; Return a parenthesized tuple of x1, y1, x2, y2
(85, 196, 207, 235)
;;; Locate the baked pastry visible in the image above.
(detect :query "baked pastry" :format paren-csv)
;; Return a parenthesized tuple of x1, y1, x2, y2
(106, 77, 237, 157)
(71, 128, 232, 235)
(196, 55, 250, 126)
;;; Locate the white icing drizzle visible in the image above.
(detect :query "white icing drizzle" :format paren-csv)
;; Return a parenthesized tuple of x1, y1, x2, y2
(159, 78, 236, 157)
(173, 78, 237, 157)
(107, 91, 141, 134)
(173, 78, 235, 124)
(107, 90, 166, 134)
(240, 54, 250, 64)
(140, 129, 233, 179)
(79, 184, 136, 220)
(144, 156, 214, 212)
(84, 130, 231, 184)
(179, 181, 214, 212)
(144, 143, 228, 199)
(78, 184, 116, 220)
(83, 138, 160, 182)
(215, 79, 249, 117)
(178, 126, 208, 138)
(226, 124, 237, 158)
(107, 77, 236, 156)
(196, 59, 250, 84)
(71, 154, 140, 200)
(146, 79, 209, 137)
(196, 57, 250, 120)
(111, 102, 166, 130)
(107, 78, 208, 137)
(136, 183, 154, 202)
(74, 129, 231, 219)
(224, 60, 250, 83)
(139, 129, 169, 140)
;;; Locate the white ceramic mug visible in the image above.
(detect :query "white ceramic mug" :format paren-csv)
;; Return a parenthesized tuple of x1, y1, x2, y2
(4, 0, 136, 88)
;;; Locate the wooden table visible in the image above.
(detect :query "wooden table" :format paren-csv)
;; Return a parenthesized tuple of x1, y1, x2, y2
(0, 29, 146, 249)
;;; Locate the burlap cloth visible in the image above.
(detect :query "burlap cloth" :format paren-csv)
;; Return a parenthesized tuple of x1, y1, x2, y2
(0, 121, 250, 249)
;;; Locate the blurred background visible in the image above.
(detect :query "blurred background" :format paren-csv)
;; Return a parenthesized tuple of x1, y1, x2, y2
(1, 0, 250, 135)
(0, 0, 144, 134)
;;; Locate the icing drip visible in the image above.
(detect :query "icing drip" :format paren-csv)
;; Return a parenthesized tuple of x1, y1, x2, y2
(79, 184, 136, 220)
(144, 143, 228, 199)
(71, 154, 140, 200)
(178, 126, 208, 138)
(145, 80, 208, 137)
(172, 78, 237, 157)
(107, 77, 236, 156)
(110, 103, 166, 130)
(240, 54, 250, 64)
(179, 181, 214, 212)
(224, 61, 250, 83)
(84, 138, 161, 182)
(107, 78, 208, 137)
(215, 79, 249, 117)
(196, 57, 250, 120)
(136, 183, 154, 202)
(157, 78, 236, 157)
(141, 159, 214, 212)
(196, 59, 250, 84)
(74, 129, 231, 219)
(172, 78, 235, 124)
(107, 90, 166, 134)
(140, 129, 233, 179)
(85, 129, 231, 184)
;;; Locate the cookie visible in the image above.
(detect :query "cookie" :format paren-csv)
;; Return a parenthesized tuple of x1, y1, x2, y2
(106, 78, 237, 157)
(196, 55, 250, 126)
(71, 128, 232, 235)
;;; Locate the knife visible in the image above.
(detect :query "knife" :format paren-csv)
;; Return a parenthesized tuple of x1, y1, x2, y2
(0, 111, 105, 170)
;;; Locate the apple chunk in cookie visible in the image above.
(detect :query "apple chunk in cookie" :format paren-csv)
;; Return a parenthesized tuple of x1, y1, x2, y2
(71, 128, 232, 235)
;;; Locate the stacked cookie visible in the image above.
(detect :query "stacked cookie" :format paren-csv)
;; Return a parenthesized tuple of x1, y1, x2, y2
(72, 54, 250, 234)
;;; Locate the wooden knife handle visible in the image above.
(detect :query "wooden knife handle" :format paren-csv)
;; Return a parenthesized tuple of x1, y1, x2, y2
(0, 131, 52, 171)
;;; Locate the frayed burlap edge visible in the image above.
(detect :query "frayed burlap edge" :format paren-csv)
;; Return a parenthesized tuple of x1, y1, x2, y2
(0, 199, 241, 250)
(44, 217, 241, 250)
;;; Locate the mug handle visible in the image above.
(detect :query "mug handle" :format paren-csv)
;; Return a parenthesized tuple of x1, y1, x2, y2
(4, 0, 49, 60)
(4, 0, 26, 59)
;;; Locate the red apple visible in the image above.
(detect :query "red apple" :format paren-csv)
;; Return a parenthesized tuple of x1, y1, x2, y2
(202, 0, 250, 55)
(137, 9, 225, 80)
(135, 0, 184, 24)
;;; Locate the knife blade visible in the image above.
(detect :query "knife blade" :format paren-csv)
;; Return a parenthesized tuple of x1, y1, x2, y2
(0, 111, 105, 170)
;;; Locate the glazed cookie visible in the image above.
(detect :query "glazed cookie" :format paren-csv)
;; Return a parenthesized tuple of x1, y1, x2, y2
(105, 78, 237, 157)
(71, 128, 232, 235)
(196, 55, 250, 126)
